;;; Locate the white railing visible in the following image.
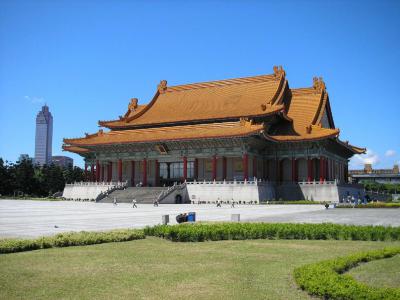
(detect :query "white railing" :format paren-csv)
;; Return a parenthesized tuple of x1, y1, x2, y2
(157, 182, 187, 202)
(186, 177, 267, 186)
(65, 181, 128, 188)
(62, 181, 128, 201)
(297, 180, 338, 185)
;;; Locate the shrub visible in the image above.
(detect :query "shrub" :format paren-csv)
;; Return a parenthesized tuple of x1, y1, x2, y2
(261, 200, 324, 205)
(144, 223, 400, 242)
(294, 247, 400, 299)
(0, 229, 145, 254)
(337, 202, 400, 208)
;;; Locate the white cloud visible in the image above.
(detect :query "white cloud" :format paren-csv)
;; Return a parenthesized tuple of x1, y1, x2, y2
(350, 148, 380, 168)
(385, 149, 396, 157)
(24, 95, 45, 104)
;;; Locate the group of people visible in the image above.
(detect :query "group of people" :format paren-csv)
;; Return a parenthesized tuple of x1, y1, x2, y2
(216, 199, 235, 208)
(112, 197, 137, 208)
(112, 197, 160, 208)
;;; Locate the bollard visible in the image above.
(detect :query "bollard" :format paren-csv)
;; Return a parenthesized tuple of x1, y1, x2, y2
(231, 214, 240, 222)
(162, 214, 169, 225)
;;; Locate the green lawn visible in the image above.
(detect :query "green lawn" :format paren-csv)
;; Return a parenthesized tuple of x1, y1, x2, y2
(348, 254, 400, 289)
(1, 238, 399, 300)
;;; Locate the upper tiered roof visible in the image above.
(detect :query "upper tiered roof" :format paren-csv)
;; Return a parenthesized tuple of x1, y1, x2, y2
(99, 67, 287, 129)
(63, 66, 365, 155)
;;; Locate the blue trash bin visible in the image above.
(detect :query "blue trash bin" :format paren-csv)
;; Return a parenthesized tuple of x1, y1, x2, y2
(187, 212, 196, 222)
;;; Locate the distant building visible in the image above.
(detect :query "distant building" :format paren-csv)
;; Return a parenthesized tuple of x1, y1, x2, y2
(349, 164, 400, 184)
(18, 154, 31, 162)
(52, 156, 73, 168)
(35, 105, 53, 165)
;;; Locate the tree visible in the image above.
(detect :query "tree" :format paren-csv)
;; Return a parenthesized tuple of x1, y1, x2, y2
(14, 158, 37, 195)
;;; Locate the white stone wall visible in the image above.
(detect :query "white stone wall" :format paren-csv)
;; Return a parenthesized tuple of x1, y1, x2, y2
(186, 181, 275, 203)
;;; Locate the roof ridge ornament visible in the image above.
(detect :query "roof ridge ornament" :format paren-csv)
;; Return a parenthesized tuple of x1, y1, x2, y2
(240, 117, 253, 128)
(273, 65, 285, 78)
(313, 77, 326, 93)
(306, 125, 312, 134)
(158, 80, 167, 94)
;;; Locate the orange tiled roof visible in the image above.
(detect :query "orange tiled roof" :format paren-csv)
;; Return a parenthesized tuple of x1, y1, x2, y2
(336, 139, 366, 154)
(64, 121, 264, 147)
(62, 145, 91, 154)
(99, 67, 287, 129)
(266, 125, 339, 142)
(63, 68, 364, 153)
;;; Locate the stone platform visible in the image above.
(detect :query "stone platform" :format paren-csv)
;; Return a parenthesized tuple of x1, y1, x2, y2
(1, 200, 398, 239)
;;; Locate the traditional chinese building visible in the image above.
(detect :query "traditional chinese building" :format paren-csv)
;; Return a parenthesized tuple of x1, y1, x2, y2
(63, 66, 365, 201)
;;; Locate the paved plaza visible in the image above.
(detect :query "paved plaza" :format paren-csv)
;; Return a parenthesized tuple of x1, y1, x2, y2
(0, 200, 399, 238)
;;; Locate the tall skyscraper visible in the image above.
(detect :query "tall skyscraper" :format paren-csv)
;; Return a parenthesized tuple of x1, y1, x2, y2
(35, 105, 53, 165)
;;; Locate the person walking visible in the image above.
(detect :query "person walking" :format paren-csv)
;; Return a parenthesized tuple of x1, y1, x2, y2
(231, 199, 235, 208)
(132, 198, 137, 208)
(113, 197, 118, 206)
(153, 199, 159, 207)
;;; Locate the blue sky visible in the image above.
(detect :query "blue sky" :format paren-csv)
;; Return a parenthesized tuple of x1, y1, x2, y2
(0, 0, 399, 169)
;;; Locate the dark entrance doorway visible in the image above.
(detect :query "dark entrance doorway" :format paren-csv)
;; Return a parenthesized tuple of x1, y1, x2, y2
(175, 194, 182, 204)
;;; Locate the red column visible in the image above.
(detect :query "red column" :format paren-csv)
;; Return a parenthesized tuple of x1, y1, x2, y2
(326, 158, 329, 181)
(108, 162, 112, 182)
(344, 163, 348, 183)
(101, 164, 105, 182)
(143, 159, 147, 186)
(253, 157, 257, 179)
(156, 160, 160, 186)
(183, 157, 187, 181)
(84, 163, 88, 181)
(307, 159, 312, 182)
(118, 159, 122, 182)
(222, 157, 227, 180)
(91, 164, 95, 182)
(212, 155, 217, 181)
(194, 158, 198, 180)
(131, 161, 135, 186)
(291, 158, 296, 182)
(320, 157, 325, 182)
(264, 159, 269, 180)
(96, 160, 100, 182)
(276, 159, 280, 183)
(243, 154, 249, 181)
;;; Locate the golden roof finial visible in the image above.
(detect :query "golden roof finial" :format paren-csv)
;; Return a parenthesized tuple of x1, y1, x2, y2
(313, 77, 326, 92)
(128, 98, 138, 111)
(273, 65, 285, 78)
(158, 80, 167, 94)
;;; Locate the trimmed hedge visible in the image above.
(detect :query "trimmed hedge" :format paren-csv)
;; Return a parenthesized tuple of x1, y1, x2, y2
(337, 202, 400, 208)
(262, 200, 324, 205)
(144, 223, 400, 242)
(294, 247, 400, 299)
(0, 229, 145, 254)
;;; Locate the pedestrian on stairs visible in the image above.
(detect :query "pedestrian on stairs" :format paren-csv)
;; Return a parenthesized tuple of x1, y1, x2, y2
(132, 198, 137, 208)
(153, 200, 159, 207)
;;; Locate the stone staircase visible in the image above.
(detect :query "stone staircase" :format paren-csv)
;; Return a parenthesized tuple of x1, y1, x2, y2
(99, 187, 169, 204)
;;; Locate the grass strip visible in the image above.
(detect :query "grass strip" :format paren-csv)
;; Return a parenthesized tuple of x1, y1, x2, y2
(294, 247, 400, 300)
(144, 223, 400, 242)
(0, 229, 145, 254)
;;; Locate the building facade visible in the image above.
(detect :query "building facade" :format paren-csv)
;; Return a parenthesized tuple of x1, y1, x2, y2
(350, 164, 400, 184)
(35, 105, 53, 166)
(52, 156, 73, 168)
(63, 67, 364, 191)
